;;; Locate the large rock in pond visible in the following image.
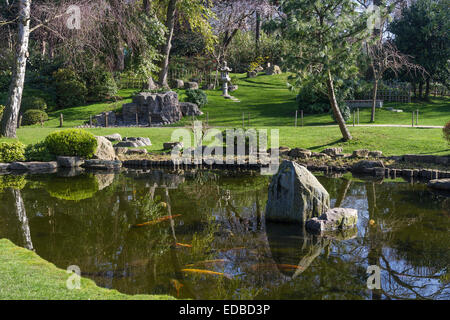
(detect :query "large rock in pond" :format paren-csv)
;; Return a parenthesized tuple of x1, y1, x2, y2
(428, 179, 450, 191)
(180, 102, 203, 116)
(305, 208, 358, 234)
(57, 156, 84, 168)
(265, 160, 330, 223)
(93, 136, 117, 161)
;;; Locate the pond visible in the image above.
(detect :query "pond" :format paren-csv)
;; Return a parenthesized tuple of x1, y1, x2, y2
(0, 169, 449, 300)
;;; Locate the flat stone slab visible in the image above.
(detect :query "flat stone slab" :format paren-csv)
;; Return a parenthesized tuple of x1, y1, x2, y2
(126, 149, 148, 155)
(82, 160, 122, 171)
(103, 133, 122, 142)
(10, 162, 58, 173)
(0, 163, 11, 171)
(428, 179, 450, 191)
(305, 208, 358, 233)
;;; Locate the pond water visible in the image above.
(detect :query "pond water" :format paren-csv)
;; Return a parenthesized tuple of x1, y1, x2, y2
(0, 169, 449, 300)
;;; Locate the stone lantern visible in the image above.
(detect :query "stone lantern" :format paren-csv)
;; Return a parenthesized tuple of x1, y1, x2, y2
(220, 61, 232, 98)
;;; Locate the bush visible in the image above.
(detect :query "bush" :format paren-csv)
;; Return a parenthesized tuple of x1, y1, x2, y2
(44, 129, 98, 158)
(47, 174, 99, 201)
(22, 109, 48, 125)
(0, 175, 27, 192)
(444, 121, 450, 145)
(185, 89, 208, 108)
(20, 96, 47, 114)
(0, 141, 25, 162)
(83, 67, 118, 102)
(25, 141, 55, 162)
(53, 68, 87, 109)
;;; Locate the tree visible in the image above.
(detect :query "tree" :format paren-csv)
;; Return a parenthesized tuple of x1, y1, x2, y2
(282, 0, 370, 141)
(1, 0, 31, 138)
(366, 40, 426, 122)
(389, 0, 450, 100)
(157, 0, 216, 88)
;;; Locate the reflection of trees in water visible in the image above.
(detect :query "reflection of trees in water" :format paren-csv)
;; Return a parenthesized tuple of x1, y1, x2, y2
(0, 171, 448, 299)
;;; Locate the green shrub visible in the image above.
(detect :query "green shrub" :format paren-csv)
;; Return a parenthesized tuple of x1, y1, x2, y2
(0, 175, 27, 192)
(0, 141, 25, 162)
(44, 129, 98, 158)
(22, 109, 48, 125)
(53, 68, 87, 109)
(330, 103, 351, 122)
(47, 174, 99, 201)
(444, 121, 450, 145)
(25, 141, 55, 162)
(0, 104, 4, 121)
(185, 89, 208, 108)
(83, 68, 118, 102)
(20, 96, 47, 114)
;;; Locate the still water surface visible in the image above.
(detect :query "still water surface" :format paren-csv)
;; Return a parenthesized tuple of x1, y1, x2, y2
(0, 169, 448, 299)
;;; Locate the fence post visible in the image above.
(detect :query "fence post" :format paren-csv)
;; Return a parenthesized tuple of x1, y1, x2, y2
(416, 110, 419, 126)
(357, 108, 360, 125)
(60, 114, 63, 128)
(135, 113, 138, 126)
(105, 113, 108, 127)
(89, 115, 93, 127)
(17, 115, 22, 128)
(295, 110, 298, 127)
(148, 115, 152, 127)
(353, 110, 355, 127)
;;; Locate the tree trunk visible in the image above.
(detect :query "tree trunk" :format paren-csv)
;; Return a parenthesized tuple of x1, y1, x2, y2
(418, 81, 423, 99)
(1, 0, 31, 138)
(425, 77, 430, 101)
(371, 78, 378, 122)
(13, 189, 34, 251)
(255, 11, 261, 56)
(158, 0, 178, 88)
(326, 70, 352, 141)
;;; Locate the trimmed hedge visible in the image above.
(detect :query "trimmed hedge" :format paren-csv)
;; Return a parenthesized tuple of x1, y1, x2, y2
(44, 129, 98, 158)
(22, 109, 48, 125)
(0, 141, 25, 163)
(185, 89, 208, 108)
(20, 96, 47, 114)
(25, 141, 55, 162)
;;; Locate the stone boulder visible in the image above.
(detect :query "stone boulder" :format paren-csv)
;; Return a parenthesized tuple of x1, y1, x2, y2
(185, 82, 199, 90)
(428, 179, 450, 191)
(247, 71, 257, 78)
(288, 148, 312, 159)
(305, 208, 358, 233)
(174, 79, 184, 89)
(202, 84, 215, 90)
(266, 65, 282, 75)
(180, 102, 203, 116)
(322, 147, 343, 157)
(352, 149, 370, 158)
(93, 136, 117, 161)
(123, 91, 182, 125)
(268, 146, 290, 156)
(265, 160, 330, 223)
(116, 137, 151, 148)
(103, 133, 122, 142)
(57, 156, 84, 168)
(352, 160, 384, 174)
(229, 85, 238, 92)
(368, 150, 383, 158)
(126, 149, 148, 155)
(93, 111, 116, 127)
(163, 142, 184, 150)
(114, 147, 128, 155)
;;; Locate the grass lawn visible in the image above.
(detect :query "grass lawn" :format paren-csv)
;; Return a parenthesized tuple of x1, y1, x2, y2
(0, 239, 175, 300)
(0, 73, 449, 156)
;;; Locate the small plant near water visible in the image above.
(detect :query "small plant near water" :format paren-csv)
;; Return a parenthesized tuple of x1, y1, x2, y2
(25, 141, 55, 162)
(44, 129, 98, 158)
(0, 141, 25, 162)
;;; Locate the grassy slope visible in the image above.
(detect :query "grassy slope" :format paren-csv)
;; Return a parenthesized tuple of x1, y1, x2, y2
(0, 239, 175, 300)
(0, 73, 449, 155)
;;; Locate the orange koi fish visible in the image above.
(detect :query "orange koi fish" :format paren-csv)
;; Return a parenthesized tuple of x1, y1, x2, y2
(176, 243, 193, 248)
(130, 214, 181, 228)
(170, 279, 184, 297)
(181, 268, 232, 280)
